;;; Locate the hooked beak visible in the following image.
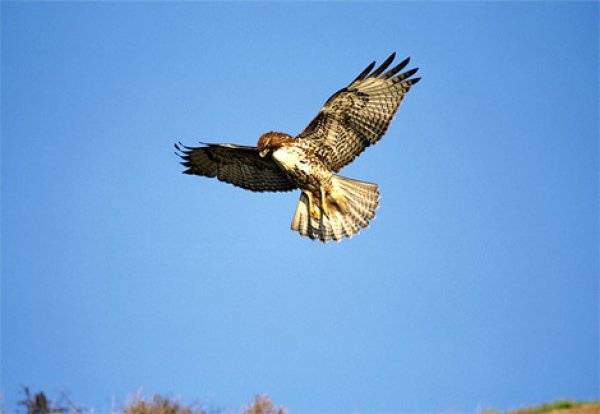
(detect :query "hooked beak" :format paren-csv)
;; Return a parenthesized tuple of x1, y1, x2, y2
(259, 148, 270, 158)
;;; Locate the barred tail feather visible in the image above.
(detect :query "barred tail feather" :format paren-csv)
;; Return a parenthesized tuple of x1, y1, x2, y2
(291, 192, 313, 239)
(290, 175, 380, 243)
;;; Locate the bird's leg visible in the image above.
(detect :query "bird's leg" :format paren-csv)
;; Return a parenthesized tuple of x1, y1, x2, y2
(305, 191, 320, 221)
(320, 186, 330, 218)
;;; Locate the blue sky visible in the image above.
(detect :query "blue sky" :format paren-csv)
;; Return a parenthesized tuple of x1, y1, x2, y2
(1, 1, 598, 413)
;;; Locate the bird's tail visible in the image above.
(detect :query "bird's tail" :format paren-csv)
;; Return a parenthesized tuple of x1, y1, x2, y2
(290, 175, 380, 243)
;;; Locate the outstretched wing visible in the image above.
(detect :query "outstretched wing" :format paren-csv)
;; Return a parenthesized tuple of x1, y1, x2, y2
(296, 53, 420, 172)
(175, 142, 296, 192)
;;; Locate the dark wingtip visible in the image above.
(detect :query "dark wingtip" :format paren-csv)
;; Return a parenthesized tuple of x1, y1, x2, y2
(176, 141, 197, 150)
(393, 67, 419, 83)
(405, 67, 419, 78)
(370, 52, 397, 78)
(382, 56, 411, 79)
(352, 60, 376, 83)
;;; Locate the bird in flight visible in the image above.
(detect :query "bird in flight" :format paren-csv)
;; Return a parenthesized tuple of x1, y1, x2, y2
(175, 52, 420, 243)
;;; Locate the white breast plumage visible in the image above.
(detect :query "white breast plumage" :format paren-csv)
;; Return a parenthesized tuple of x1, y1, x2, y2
(273, 146, 310, 174)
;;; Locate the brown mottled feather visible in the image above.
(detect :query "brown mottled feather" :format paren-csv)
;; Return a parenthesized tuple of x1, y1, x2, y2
(175, 143, 296, 192)
(297, 53, 420, 172)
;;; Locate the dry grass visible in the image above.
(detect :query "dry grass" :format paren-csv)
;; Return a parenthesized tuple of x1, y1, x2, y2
(242, 395, 285, 414)
(14, 389, 285, 414)
(482, 400, 600, 414)
(123, 394, 208, 414)
(12, 388, 598, 414)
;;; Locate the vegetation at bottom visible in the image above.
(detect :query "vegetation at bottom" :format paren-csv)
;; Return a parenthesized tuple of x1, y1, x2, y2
(5, 388, 600, 414)
(482, 400, 600, 414)
(7, 388, 285, 414)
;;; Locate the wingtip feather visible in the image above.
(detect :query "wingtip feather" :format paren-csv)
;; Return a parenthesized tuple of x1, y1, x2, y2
(370, 52, 397, 78)
(382, 56, 411, 79)
(352, 60, 376, 83)
(392, 67, 419, 83)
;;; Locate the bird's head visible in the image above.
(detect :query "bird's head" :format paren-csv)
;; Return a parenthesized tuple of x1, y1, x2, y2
(257, 134, 272, 157)
(257, 131, 293, 158)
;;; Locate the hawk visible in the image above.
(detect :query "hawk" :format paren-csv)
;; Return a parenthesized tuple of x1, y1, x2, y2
(176, 52, 420, 243)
